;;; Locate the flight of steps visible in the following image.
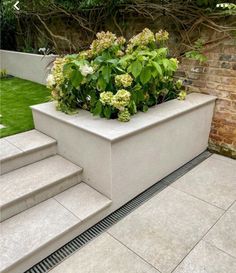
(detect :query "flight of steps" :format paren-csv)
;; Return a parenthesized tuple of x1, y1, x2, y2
(0, 130, 112, 273)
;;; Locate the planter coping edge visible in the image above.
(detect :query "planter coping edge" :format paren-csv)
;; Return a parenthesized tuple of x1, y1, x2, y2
(31, 93, 216, 142)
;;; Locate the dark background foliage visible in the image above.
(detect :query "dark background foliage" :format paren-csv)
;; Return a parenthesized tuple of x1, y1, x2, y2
(1, 0, 235, 54)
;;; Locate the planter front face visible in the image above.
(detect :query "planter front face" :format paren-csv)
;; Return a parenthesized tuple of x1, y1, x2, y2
(111, 102, 214, 206)
(0, 50, 56, 84)
(32, 93, 216, 208)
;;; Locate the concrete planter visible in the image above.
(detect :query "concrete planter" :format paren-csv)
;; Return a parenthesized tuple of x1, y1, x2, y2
(0, 50, 57, 84)
(32, 93, 216, 210)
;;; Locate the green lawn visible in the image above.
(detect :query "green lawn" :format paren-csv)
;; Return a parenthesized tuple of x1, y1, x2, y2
(0, 77, 50, 138)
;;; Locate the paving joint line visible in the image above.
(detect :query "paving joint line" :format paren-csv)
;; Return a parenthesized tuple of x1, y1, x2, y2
(107, 232, 162, 273)
(170, 199, 236, 273)
(169, 186, 226, 211)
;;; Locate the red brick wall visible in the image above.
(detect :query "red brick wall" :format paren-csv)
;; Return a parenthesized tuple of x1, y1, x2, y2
(178, 42, 236, 159)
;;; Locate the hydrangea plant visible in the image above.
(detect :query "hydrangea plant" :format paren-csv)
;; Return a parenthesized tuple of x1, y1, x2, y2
(47, 28, 186, 122)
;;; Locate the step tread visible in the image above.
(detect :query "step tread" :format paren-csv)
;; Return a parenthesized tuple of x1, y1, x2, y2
(0, 155, 82, 208)
(0, 198, 80, 273)
(0, 184, 112, 273)
(0, 130, 56, 162)
(0, 139, 22, 161)
(55, 182, 112, 220)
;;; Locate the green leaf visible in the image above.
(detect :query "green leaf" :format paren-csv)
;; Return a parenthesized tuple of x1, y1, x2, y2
(152, 61, 162, 76)
(93, 101, 103, 116)
(129, 101, 137, 115)
(63, 63, 73, 75)
(136, 88, 144, 103)
(103, 106, 112, 119)
(130, 60, 142, 78)
(156, 48, 168, 58)
(71, 70, 83, 88)
(102, 65, 111, 83)
(162, 59, 169, 69)
(140, 68, 152, 84)
(94, 56, 105, 63)
(107, 59, 118, 65)
(97, 75, 107, 91)
(142, 105, 149, 112)
(72, 60, 84, 67)
(168, 59, 178, 71)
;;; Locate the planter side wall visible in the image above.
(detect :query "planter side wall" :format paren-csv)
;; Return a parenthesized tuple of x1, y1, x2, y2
(111, 102, 215, 207)
(0, 50, 56, 84)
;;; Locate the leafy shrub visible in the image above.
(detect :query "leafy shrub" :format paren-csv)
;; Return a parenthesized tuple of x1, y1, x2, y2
(47, 28, 186, 122)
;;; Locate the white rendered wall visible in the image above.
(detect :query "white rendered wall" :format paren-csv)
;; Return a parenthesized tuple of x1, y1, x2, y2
(0, 50, 56, 84)
(32, 93, 216, 207)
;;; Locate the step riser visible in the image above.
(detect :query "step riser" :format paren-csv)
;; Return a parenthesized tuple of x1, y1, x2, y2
(0, 143, 57, 175)
(0, 173, 82, 222)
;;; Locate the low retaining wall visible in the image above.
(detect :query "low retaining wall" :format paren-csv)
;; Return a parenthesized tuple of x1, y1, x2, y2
(32, 93, 216, 209)
(0, 50, 57, 85)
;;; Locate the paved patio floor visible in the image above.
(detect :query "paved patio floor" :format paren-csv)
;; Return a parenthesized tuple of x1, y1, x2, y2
(50, 154, 236, 273)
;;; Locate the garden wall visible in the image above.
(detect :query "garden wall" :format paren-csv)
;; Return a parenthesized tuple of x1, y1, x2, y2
(0, 50, 56, 84)
(177, 40, 236, 159)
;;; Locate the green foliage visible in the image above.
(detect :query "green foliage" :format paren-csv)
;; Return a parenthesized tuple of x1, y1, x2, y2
(185, 39, 208, 63)
(0, 0, 17, 49)
(47, 28, 185, 122)
(216, 2, 236, 15)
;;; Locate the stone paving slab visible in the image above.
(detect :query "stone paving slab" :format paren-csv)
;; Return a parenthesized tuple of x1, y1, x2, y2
(173, 241, 236, 273)
(204, 201, 236, 258)
(55, 183, 112, 221)
(0, 199, 80, 273)
(108, 187, 223, 273)
(49, 233, 160, 273)
(171, 155, 236, 210)
(5, 129, 56, 151)
(0, 139, 22, 161)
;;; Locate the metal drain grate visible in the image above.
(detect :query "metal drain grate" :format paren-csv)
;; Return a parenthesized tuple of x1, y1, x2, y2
(25, 150, 212, 273)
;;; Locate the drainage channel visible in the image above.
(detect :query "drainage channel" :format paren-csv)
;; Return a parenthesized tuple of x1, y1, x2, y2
(25, 150, 212, 273)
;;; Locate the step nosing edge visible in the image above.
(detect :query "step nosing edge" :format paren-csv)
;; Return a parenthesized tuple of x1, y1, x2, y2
(0, 142, 57, 163)
(79, 200, 112, 222)
(0, 172, 82, 214)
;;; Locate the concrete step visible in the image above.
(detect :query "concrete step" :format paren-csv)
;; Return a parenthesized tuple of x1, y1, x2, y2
(0, 155, 83, 222)
(0, 183, 112, 273)
(0, 130, 57, 174)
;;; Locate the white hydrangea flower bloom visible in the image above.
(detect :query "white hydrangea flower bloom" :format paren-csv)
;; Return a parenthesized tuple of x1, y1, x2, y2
(80, 64, 94, 76)
(46, 74, 55, 88)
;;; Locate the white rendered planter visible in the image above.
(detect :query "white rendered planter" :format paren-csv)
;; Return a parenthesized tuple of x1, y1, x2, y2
(0, 50, 57, 84)
(32, 93, 216, 209)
